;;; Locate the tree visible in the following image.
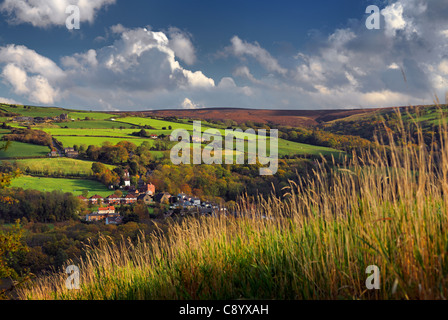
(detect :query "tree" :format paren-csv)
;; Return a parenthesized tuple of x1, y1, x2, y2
(134, 202, 149, 221)
(0, 220, 29, 279)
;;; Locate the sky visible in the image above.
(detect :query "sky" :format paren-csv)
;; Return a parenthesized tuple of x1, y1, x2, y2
(0, 0, 447, 111)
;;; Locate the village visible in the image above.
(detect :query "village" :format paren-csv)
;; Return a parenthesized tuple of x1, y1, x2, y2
(78, 173, 225, 225)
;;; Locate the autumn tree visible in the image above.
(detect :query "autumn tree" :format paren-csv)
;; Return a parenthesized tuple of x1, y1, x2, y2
(0, 220, 29, 279)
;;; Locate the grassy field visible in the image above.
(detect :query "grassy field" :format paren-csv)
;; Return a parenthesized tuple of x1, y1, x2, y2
(0, 141, 50, 159)
(55, 136, 159, 148)
(40, 128, 155, 137)
(115, 117, 192, 130)
(9, 158, 115, 176)
(54, 120, 135, 129)
(0, 104, 115, 120)
(277, 139, 342, 157)
(66, 112, 114, 121)
(10, 176, 112, 197)
(17, 110, 448, 300)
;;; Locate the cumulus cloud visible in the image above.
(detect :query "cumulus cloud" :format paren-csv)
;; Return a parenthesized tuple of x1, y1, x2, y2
(0, 96, 20, 105)
(181, 98, 200, 109)
(167, 28, 197, 66)
(226, 36, 288, 76)
(0, 45, 64, 104)
(0, 26, 215, 108)
(218, 0, 448, 109)
(0, 0, 116, 27)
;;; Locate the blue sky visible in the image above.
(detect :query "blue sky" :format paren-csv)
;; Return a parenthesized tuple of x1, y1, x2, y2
(0, 0, 447, 111)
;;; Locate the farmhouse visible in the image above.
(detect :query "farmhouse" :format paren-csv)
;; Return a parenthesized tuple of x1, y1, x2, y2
(150, 134, 158, 139)
(48, 150, 59, 158)
(64, 148, 79, 158)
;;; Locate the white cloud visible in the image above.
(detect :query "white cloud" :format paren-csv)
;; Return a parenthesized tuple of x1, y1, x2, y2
(388, 63, 401, 70)
(227, 36, 287, 75)
(439, 60, 448, 75)
(2, 64, 28, 94)
(381, 3, 408, 37)
(181, 98, 200, 109)
(168, 28, 196, 65)
(0, 96, 20, 105)
(0, 45, 63, 104)
(0, 0, 116, 28)
(218, 77, 236, 89)
(63, 27, 214, 90)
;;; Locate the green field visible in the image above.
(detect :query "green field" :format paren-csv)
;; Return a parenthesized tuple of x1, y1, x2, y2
(54, 120, 135, 129)
(55, 136, 160, 148)
(277, 139, 342, 157)
(10, 175, 112, 197)
(9, 158, 115, 176)
(115, 117, 192, 130)
(0, 141, 50, 159)
(66, 112, 115, 121)
(41, 128, 166, 138)
(0, 104, 116, 120)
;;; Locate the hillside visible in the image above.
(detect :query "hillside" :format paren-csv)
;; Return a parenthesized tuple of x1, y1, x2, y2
(114, 107, 383, 127)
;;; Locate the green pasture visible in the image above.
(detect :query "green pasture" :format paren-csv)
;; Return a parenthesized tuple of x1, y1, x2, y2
(10, 175, 113, 197)
(8, 158, 115, 176)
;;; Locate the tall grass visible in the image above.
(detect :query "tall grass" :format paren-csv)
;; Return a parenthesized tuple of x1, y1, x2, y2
(18, 108, 448, 300)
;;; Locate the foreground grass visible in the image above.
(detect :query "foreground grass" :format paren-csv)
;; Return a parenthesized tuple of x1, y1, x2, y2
(18, 109, 448, 300)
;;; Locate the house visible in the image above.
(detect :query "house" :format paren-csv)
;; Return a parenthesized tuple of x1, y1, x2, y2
(138, 193, 153, 205)
(64, 147, 75, 153)
(77, 195, 89, 202)
(154, 192, 172, 204)
(123, 169, 131, 187)
(177, 193, 188, 201)
(106, 216, 123, 225)
(86, 206, 121, 223)
(98, 206, 116, 214)
(105, 194, 122, 205)
(190, 197, 201, 206)
(89, 195, 104, 205)
(150, 134, 158, 139)
(139, 183, 156, 195)
(123, 193, 138, 204)
(48, 150, 59, 158)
